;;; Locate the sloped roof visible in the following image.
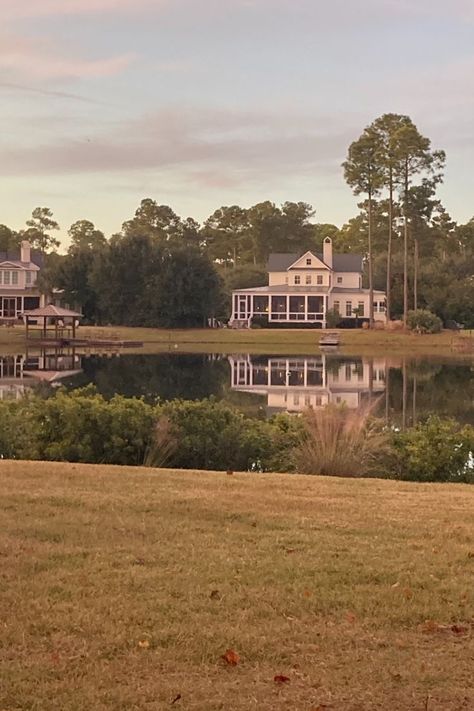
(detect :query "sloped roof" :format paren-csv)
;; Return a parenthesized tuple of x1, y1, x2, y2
(233, 285, 330, 294)
(23, 305, 82, 318)
(0, 250, 44, 268)
(267, 252, 363, 273)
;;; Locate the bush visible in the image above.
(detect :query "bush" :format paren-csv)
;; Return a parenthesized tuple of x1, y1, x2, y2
(407, 309, 442, 334)
(159, 398, 277, 471)
(325, 309, 342, 328)
(294, 402, 391, 477)
(393, 416, 474, 482)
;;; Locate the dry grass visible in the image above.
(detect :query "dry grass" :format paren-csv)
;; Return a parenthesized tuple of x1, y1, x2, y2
(1, 461, 473, 710)
(1, 323, 472, 356)
(295, 402, 391, 477)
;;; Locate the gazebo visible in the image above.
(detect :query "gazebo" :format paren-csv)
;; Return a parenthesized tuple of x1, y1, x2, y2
(23, 305, 83, 341)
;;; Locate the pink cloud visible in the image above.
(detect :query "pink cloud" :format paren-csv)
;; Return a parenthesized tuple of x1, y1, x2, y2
(0, 34, 135, 79)
(1, 0, 159, 20)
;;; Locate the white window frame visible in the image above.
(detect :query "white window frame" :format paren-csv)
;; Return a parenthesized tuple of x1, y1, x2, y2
(345, 300, 352, 317)
(305, 274, 311, 285)
(316, 274, 323, 285)
(294, 275, 301, 285)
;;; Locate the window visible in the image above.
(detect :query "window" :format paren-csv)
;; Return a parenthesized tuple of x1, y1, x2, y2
(305, 274, 311, 285)
(357, 301, 364, 316)
(373, 302, 378, 313)
(3, 271, 10, 286)
(12, 271, 18, 285)
(316, 274, 323, 285)
(306, 258, 311, 265)
(294, 275, 301, 285)
(337, 276, 343, 284)
(26, 271, 32, 285)
(285, 276, 289, 284)
(345, 300, 352, 317)
(333, 300, 340, 314)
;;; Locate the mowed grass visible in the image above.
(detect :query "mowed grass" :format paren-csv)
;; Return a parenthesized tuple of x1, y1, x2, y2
(1, 324, 472, 356)
(1, 462, 473, 710)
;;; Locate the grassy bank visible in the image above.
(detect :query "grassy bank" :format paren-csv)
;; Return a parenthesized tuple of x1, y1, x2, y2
(1, 323, 472, 356)
(1, 461, 473, 710)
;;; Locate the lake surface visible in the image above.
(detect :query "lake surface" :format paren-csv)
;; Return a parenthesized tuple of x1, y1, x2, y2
(0, 350, 473, 425)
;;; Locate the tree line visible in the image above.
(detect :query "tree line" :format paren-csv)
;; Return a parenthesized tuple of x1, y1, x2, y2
(1, 113, 473, 328)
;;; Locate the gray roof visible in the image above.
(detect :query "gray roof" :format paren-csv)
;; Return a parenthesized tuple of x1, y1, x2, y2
(233, 285, 330, 294)
(267, 252, 363, 273)
(331, 287, 385, 294)
(0, 250, 44, 268)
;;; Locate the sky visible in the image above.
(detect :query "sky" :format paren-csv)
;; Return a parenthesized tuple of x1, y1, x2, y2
(1, 0, 473, 246)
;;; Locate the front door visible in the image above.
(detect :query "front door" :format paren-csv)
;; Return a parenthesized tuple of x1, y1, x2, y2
(1, 298, 17, 318)
(238, 296, 248, 319)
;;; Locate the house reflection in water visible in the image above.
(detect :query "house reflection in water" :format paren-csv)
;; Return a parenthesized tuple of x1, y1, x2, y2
(229, 355, 387, 413)
(0, 349, 83, 400)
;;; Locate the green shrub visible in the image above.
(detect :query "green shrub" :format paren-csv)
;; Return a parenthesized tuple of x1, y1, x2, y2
(159, 398, 277, 471)
(407, 309, 442, 334)
(393, 416, 474, 482)
(325, 309, 342, 328)
(35, 386, 156, 465)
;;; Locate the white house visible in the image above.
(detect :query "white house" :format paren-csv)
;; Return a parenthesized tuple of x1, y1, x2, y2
(230, 237, 386, 328)
(0, 241, 45, 320)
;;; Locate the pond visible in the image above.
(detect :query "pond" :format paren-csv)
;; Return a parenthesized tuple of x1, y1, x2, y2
(0, 349, 472, 425)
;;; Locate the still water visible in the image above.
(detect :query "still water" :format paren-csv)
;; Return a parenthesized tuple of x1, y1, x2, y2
(0, 350, 473, 425)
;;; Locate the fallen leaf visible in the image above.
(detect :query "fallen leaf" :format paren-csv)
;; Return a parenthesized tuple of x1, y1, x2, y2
(274, 674, 290, 684)
(222, 648, 240, 666)
(50, 651, 60, 665)
(451, 624, 468, 636)
(346, 612, 357, 624)
(403, 587, 413, 600)
(210, 589, 221, 600)
(138, 639, 150, 648)
(285, 548, 297, 554)
(133, 557, 146, 566)
(303, 590, 312, 598)
(391, 581, 400, 589)
(171, 694, 182, 705)
(420, 620, 440, 634)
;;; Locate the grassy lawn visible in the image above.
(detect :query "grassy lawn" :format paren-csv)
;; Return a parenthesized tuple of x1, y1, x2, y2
(1, 461, 473, 710)
(1, 323, 472, 356)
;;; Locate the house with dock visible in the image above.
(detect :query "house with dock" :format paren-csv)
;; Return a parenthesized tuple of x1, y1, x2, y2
(230, 238, 386, 328)
(0, 241, 45, 321)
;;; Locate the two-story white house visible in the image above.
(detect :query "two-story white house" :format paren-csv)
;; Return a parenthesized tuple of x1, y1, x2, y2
(230, 237, 386, 328)
(0, 242, 45, 320)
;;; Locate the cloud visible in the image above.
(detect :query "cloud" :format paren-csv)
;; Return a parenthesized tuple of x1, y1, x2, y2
(1, 0, 159, 20)
(0, 107, 353, 187)
(0, 33, 135, 80)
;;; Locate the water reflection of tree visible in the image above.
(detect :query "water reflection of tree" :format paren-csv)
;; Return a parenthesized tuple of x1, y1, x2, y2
(385, 362, 473, 426)
(77, 354, 229, 402)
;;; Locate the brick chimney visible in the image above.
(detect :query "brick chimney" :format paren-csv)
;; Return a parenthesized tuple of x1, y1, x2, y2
(323, 236, 333, 269)
(20, 241, 31, 263)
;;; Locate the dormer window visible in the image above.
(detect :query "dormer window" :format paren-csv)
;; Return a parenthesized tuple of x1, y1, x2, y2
(306, 258, 311, 265)
(294, 275, 301, 285)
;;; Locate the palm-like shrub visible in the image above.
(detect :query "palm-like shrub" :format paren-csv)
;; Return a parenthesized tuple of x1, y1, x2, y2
(294, 402, 390, 477)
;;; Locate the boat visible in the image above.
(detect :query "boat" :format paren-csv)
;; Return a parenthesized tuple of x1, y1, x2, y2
(319, 332, 340, 347)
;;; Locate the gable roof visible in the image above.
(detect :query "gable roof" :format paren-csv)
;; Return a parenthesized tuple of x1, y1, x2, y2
(0, 250, 44, 268)
(267, 252, 363, 273)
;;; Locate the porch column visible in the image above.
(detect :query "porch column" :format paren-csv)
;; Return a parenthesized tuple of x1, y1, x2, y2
(286, 295, 289, 321)
(305, 295, 308, 321)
